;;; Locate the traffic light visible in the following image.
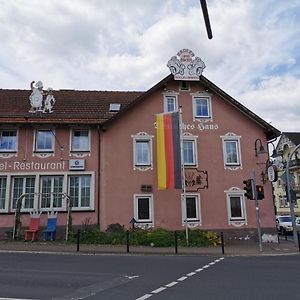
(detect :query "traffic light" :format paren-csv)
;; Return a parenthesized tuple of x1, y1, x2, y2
(243, 179, 254, 199)
(256, 185, 264, 200)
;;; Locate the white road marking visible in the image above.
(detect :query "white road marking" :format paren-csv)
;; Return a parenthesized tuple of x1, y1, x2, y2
(135, 294, 153, 300)
(135, 257, 225, 300)
(151, 287, 166, 294)
(165, 281, 178, 287)
(0, 298, 37, 300)
(177, 276, 188, 281)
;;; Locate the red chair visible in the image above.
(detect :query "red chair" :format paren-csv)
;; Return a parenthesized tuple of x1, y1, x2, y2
(24, 216, 40, 241)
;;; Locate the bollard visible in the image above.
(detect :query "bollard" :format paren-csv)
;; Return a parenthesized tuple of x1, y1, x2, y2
(174, 231, 178, 254)
(220, 231, 225, 255)
(126, 230, 130, 253)
(77, 229, 80, 252)
(298, 231, 300, 252)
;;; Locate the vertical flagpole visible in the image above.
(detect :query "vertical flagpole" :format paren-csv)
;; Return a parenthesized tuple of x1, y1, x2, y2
(179, 106, 188, 246)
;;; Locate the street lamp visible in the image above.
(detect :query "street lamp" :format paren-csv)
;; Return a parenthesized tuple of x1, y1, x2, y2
(285, 145, 300, 247)
(255, 138, 268, 156)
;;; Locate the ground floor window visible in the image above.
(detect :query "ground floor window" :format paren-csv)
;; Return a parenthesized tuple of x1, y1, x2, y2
(225, 187, 246, 224)
(12, 177, 35, 210)
(0, 177, 7, 210)
(181, 194, 201, 224)
(133, 194, 153, 224)
(0, 172, 94, 213)
(40, 176, 63, 209)
(69, 175, 91, 209)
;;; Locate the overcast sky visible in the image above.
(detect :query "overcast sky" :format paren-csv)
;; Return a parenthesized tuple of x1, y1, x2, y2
(1, 0, 300, 133)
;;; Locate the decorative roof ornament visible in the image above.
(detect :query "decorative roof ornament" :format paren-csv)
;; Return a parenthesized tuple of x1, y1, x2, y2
(29, 81, 56, 113)
(167, 49, 206, 81)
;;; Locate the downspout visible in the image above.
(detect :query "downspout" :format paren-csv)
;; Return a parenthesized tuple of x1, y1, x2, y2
(97, 125, 101, 226)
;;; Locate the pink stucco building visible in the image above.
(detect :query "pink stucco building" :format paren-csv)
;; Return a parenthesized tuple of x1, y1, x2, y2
(0, 50, 280, 239)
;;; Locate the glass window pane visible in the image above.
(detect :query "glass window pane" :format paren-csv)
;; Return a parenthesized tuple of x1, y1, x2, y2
(135, 140, 150, 165)
(230, 196, 242, 218)
(225, 141, 238, 164)
(69, 175, 91, 208)
(36, 130, 53, 151)
(186, 197, 197, 219)
(72, 130, 89, 151)
(166, 96, 176, 112)
(0, 177, 7, 209)
(195, 98, 209, 117)
(138, 197, 150, 220)
(183, 140, 195, 164)
(0, 130, 17, 151)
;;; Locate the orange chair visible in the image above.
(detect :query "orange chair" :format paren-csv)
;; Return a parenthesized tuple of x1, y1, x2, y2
(24, 216, 40, 241)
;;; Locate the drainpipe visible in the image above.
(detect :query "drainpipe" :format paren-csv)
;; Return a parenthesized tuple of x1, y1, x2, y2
(97, 125, 101, 226)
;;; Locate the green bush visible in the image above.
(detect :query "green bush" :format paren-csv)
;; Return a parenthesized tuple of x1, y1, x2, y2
(68, 225, 220, 247)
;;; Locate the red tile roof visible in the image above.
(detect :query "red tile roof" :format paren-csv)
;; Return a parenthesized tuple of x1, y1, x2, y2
(0, 89, 143, 124)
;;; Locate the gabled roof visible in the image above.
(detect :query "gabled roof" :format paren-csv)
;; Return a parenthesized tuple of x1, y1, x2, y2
(0, 75, 281, 140)
(103, 74, 281, 140)
(0, 89, 143, 124)
(276, 132, 300, 153)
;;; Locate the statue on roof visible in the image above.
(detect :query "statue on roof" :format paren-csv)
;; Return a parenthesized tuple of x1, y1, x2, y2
(29, 81, 56, 113)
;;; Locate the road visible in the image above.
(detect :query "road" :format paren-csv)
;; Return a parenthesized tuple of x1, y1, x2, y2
(0, 252, 299, 300)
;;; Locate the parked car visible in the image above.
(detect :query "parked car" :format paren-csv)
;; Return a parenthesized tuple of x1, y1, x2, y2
(276, 215, 293, 235)
(296, 217, 300, 229)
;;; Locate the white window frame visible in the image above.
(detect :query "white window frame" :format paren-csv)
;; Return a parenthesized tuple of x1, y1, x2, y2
(0, 129, 18, 153)
(0, 177, 7, 212)
(34, 129, 54, 153)
(181, 193, 201, 225)
(133, 194, 154, 224)
(70, 128, 91, 152)
(40, 175, 64, 211)
(132, 132, 153, 170)
(221, 133, 242, 170)
(68, 173, 94, 211)
(182, 135, 198, 167)
(192, 95, 211, 119)
(11, 176, 36, 212)
(162, 92, 178, 113)
(225, 187, 247, 224)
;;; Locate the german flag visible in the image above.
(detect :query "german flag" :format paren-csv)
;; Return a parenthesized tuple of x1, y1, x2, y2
(156, 112, 182, 190)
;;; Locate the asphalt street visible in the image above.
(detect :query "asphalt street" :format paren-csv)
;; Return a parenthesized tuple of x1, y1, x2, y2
(0, 252, 299, 300)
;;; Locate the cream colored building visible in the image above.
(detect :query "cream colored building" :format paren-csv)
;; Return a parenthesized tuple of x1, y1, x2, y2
(274, 132, 300, 216)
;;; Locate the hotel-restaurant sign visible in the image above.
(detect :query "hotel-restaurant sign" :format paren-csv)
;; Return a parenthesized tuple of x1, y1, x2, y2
(167, 49, 206, 81)
(0, 161, 66, 171)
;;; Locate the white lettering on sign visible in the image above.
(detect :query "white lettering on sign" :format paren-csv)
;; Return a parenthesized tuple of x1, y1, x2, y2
(0, 161, 66, 171)
(154, 122, 219, 131)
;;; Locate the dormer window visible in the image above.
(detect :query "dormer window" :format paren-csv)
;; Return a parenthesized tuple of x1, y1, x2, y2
(109, 103, 121, 112)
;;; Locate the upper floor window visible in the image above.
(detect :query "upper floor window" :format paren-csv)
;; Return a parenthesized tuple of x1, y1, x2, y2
(71, 129, 90, 152)
(180, 81, 190, 91)
(221, 133, 242, 170)
(193, 96, 211, 118)
(183, 137, 197, 166)
(35, 129, 54, 152)
(0, 130, 17, 152)
(164, 95, 177, 113)
(132, 133, 153, 170)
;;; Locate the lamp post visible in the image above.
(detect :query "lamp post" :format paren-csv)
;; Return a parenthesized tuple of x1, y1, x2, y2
(253, 138, 268, 252)
(285, 144, 300, 247)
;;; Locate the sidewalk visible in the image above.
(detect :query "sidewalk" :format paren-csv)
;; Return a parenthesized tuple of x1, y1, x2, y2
(0, 239, 298, 256)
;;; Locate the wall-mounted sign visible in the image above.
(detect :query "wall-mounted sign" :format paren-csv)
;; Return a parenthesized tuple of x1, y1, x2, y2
(69, 159, 85, 170)
(0, 161, 66, 171)
(267, 165, 278, 182)
(167, 49, 205, 81)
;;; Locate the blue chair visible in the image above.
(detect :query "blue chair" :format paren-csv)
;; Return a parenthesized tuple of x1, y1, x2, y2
(43, 216, 57, 241)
